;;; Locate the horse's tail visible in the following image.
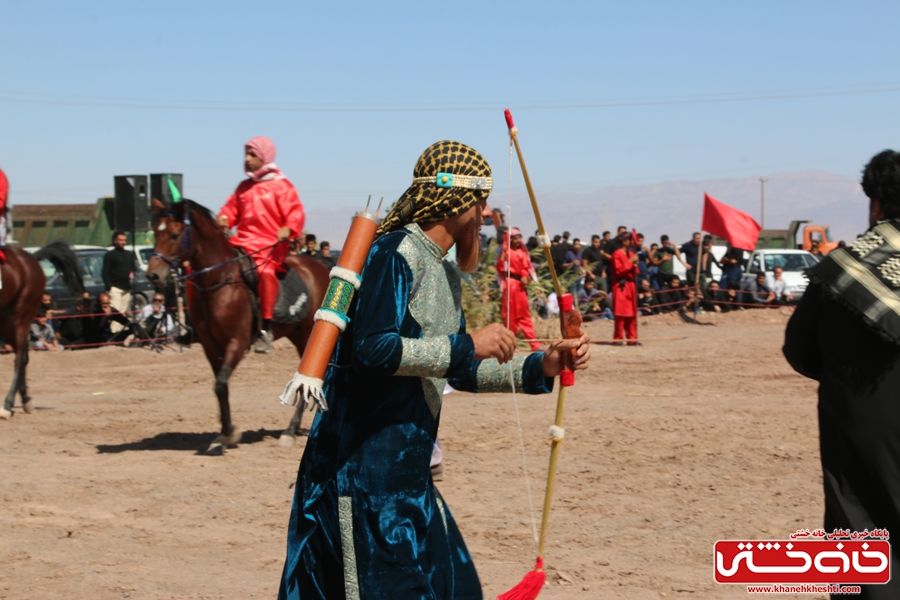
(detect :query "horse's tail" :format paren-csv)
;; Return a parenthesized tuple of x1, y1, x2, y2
(34, 240, 85, 295)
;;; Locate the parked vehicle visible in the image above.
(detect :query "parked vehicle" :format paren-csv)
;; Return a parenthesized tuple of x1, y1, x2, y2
(740, 248, 818, 301)
(756, 220, 838, 255)
(32, 246, 155, 311)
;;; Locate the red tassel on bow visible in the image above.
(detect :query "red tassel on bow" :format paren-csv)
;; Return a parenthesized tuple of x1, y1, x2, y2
(497, 557, 545, 600)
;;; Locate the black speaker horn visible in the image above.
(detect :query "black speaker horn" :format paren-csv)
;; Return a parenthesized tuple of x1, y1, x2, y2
(114, 175, 150, 233)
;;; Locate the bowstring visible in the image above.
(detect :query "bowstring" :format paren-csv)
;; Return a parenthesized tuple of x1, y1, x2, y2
(506, 135, 539, 552)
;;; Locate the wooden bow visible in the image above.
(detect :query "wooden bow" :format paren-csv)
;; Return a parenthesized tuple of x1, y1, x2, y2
(499, 109, 583, 600)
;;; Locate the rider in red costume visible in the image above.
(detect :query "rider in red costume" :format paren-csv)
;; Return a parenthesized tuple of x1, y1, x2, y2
(217, 137, 305, 353)
(497, 228, 541, 351)
(0, 167, 10, 245)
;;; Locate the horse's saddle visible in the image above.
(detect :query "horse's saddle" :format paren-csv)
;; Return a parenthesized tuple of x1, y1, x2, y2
(237, 250, 311, 325)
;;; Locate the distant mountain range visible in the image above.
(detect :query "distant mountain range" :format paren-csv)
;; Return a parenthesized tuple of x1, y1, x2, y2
(306, 169, 869, 248)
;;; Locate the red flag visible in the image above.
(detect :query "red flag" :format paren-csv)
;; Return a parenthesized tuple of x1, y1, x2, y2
(701, 193, 761, 251)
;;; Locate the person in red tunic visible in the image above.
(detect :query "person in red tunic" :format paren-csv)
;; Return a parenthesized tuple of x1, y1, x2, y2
(217, 137, 305, 353)
(497, 228, 541, 351)
(0, 167, 10, 245)
(611, 231, 639, 345)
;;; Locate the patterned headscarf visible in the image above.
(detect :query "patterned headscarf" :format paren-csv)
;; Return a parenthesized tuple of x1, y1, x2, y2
(377, 140, 492, 236)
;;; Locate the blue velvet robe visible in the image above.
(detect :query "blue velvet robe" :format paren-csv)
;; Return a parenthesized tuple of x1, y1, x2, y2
(279, 224, 554, 600)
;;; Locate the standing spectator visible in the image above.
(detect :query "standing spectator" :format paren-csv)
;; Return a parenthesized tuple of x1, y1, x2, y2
(599, 230, 617, 292)
(563, 238, 584, 294)
(139, 293, 175, 340)
(680, 232, 702, 286)
(719, 243, 745, 288)
(809, 242, 822, 258)
(742, 272, 775, 307)
(783, 149, 900, 599)
(302, 233, 319, 257)
(102, 231, 135, 332)
(30, 309, 61, 351)
(637, 279, 657, 315)
(647, 242, 660, 290)
(496, 228, 541, 351)
(40, 293, 61, 318)
(316, 241, 337, 270)
(611, 232, 639, 344)
(550, 235, 566, 275)
(699, 236, 720, 292)
(767, 266, 794, 304)
(635, 233, 649, 287)
(651, 235, 681, 290)
(581, 234, 607, 293)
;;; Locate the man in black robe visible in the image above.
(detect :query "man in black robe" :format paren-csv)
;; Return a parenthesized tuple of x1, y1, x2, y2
(784, 149, 900, 599)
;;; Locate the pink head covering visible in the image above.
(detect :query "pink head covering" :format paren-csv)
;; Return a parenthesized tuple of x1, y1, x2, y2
(510, 227, 522, 237)
(246, 136, 276, 165)
(244, 136, 284, 181)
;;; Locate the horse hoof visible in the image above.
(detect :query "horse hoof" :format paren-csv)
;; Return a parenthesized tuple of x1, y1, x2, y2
(278, 434, 295, 448)
(224, 429, 242, 446)
(0, 407, 11, 420)
(22, 400, 33, 414)
(206, 437, 225, 455)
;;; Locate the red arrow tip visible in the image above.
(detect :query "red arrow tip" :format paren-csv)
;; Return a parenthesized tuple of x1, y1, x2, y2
(504, 109, 515, 130)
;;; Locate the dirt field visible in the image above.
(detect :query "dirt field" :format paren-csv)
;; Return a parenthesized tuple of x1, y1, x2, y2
(0, 308, 826, 599)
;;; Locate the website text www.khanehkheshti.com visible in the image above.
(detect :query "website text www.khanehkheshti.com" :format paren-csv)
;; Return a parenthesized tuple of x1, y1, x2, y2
(746, 584, 861, 595)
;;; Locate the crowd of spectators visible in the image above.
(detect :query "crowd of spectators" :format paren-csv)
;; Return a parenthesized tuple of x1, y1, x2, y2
(514, 225, 800, 321)
(290, 233, 337, 270)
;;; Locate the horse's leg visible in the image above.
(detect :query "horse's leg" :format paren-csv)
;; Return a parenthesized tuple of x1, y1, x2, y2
(0, 320, 29, 419)
(16, 319, 32, 413)
(277, 319, 316, 447)
(206, 343, 245, 454)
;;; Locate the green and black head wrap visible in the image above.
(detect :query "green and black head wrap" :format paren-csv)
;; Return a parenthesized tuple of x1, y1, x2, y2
(377, 140, 492, 236)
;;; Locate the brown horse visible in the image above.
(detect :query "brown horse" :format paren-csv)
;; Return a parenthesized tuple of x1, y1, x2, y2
(145, 199, 330, 453)
(0, 241, 84, 419)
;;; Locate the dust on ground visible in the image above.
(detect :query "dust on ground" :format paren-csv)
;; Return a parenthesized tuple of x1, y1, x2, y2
(0, 308, 825, 599)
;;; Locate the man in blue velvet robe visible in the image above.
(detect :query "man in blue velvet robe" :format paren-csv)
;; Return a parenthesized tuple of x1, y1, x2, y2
(278, 141, 591, 600)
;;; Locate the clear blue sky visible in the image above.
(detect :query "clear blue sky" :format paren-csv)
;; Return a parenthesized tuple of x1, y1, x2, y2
(2, 0, 899, 219)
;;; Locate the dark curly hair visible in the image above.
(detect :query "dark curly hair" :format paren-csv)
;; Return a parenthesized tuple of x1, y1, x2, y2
(862, 150, 900, 219)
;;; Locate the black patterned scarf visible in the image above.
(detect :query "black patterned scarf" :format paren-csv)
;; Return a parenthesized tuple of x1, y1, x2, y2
(808, 219, 900, 345)
(377, 140, 492, 236)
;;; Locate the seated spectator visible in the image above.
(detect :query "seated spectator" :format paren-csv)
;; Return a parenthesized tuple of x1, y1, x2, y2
(637, 278, 657, 315)
(702, 280, 723, 313)
(577, 279, 612, 320)
(57, 296, 93, 348)
(41, 293, 62, 318)
(742, 272, 776, 307)
(716, 281, 742, 312)
(317, 241, 337, 270)
(302, 234, 318, 257)
(766, 266, 794, 304)
(139, 293, 175, 340)
(30, 309, 62, 351)
(659, 275, 686, 313)
(681, 288, 701, 314)
(0, 336, 12, 354)
(88, 292, 135, 344)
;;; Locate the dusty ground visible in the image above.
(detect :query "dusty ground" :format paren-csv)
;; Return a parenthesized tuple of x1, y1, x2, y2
(0, 308, 826, 599)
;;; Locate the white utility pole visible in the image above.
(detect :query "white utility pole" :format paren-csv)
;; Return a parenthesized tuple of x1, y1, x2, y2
(759, 177, 769, 229)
